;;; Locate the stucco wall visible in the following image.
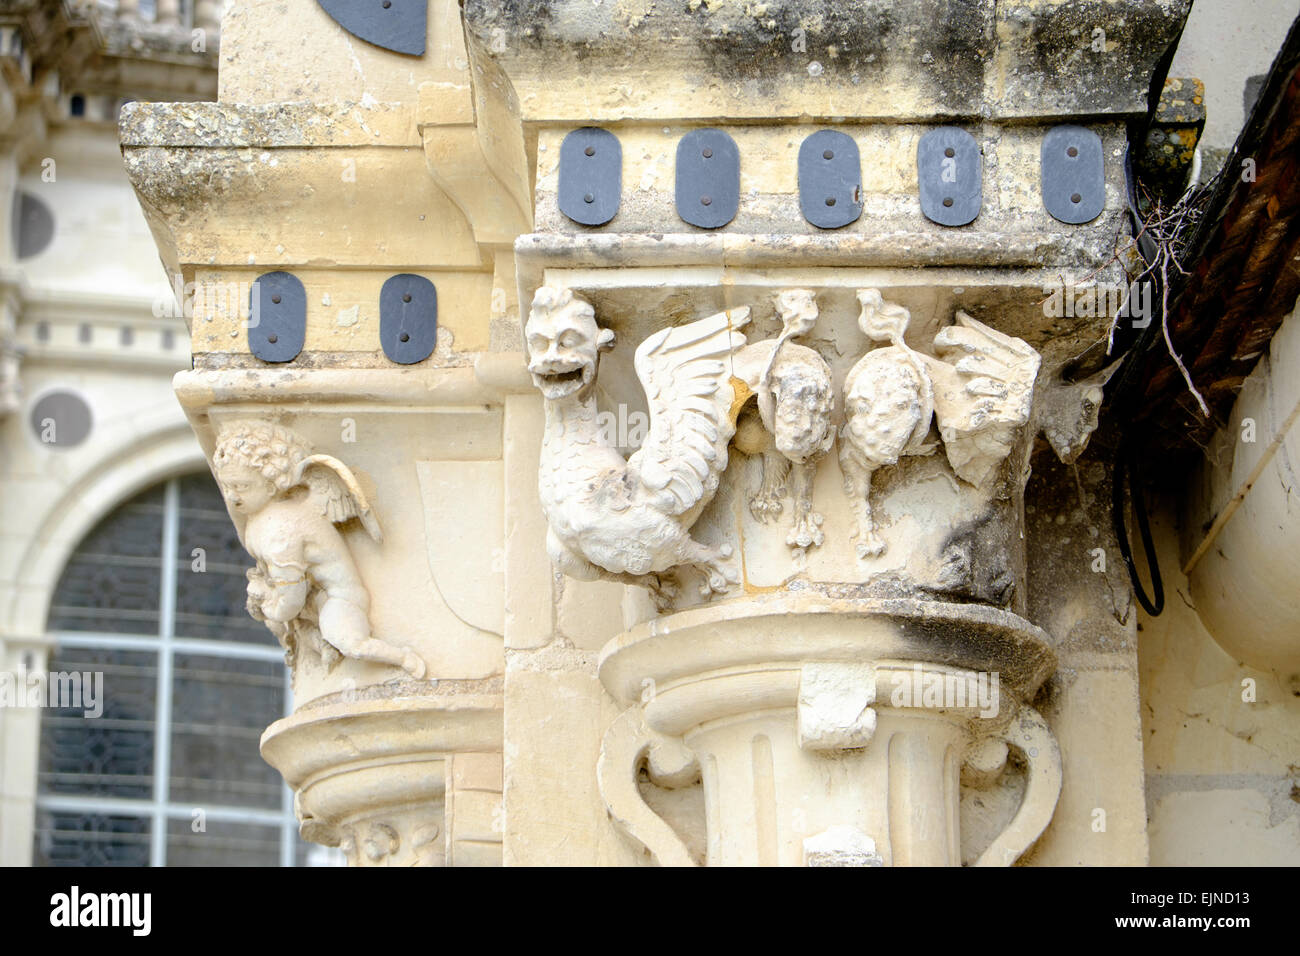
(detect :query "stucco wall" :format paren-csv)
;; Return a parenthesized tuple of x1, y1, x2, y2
(1138, 509, 1300, 865)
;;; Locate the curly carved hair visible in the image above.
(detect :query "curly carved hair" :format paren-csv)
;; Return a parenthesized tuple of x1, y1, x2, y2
(212, 421, 313, 493)
(528, 285, 594, 324)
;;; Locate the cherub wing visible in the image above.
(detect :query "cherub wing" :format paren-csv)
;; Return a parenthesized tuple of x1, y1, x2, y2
(292, 454, 383, 543)
(627, 307, 751, 517)
(928, 311, 1041, 488)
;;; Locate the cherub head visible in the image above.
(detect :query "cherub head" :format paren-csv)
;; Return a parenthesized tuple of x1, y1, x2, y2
(212, 421, 310, 516)
(525, 286, 615, 401)
(767, 350, 835, 463)
(857, 288, 910, 345)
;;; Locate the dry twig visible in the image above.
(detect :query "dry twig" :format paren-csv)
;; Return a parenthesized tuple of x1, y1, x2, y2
(1109, 175, 1219, 417)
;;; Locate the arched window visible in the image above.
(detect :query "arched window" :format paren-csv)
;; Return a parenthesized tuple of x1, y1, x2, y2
(33, 473, 325, 866)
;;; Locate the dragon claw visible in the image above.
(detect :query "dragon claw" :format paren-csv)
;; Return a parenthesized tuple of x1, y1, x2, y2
(787, 510, 825, 550)
(749, 492, 784, 523)
(855, 536, 886, 559)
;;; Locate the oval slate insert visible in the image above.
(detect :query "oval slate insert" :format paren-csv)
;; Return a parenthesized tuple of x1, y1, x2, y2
(13, 190, 54, 259)
(30, 390, 92, 449)
(798, 130, 863, 229)
(918, 127, 981, 227)
(559, 128, 622, 227)
(676, 128, 740, 229)
(1041, 125, 1105, 225)
(317, 0, 426, 56)
(248, 271, 306, 363)
(380, 274, 437, 365)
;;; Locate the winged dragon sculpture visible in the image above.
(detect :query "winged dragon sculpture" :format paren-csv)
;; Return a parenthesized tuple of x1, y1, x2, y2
(525, 286, 750, 607)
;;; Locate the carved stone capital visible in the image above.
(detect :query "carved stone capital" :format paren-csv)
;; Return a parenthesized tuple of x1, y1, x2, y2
(598, 596, 1061, 866)
(525, 282, 1054, 614)
(261, 695, 503, 867)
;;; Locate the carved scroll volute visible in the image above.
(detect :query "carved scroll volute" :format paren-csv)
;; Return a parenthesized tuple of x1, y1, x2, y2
(597, 674, 1062, 867)
(796, 662, 1062, 868)
(970, 704, 1062, 867)
(597, 706, 700, 867)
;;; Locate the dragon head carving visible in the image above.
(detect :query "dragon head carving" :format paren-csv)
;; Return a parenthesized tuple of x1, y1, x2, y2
(525, 286, 615, 401)
(1034, 354, 1125, 464)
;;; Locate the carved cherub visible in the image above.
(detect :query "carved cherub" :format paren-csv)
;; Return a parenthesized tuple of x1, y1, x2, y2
(733, 289, 835, 555)
(526, 285, 749, 608)
(839, 290, 1040, 558)
(213, 421, 425, 678)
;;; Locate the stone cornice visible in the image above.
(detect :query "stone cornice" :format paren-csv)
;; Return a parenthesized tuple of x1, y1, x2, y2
(464, 0, 1190, 123)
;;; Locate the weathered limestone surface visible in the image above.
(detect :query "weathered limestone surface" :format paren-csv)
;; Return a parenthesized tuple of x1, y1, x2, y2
(120, 0, 1199, 864)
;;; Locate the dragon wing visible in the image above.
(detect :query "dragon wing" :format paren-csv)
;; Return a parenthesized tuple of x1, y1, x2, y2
(627, 306, 751, 517)
(928, 311, 1041, 488)
(291, 454, 383, 543)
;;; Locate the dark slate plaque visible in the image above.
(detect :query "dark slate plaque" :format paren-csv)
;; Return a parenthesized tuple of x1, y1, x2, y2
(675, 128, 740, 229)
(248, 272, 306, 363)
(380, 273, 437, 365)
(1042, 125, 1106, 224)
(798, 130, 863, 229)
(918, 127, 982, 227)
(317, 0, 426, 56)
(558, 128, 622, 227)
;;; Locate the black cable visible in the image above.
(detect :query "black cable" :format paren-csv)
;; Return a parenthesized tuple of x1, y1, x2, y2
(1111, 435, 1164, 616)
(1104, 143, 1166, 616)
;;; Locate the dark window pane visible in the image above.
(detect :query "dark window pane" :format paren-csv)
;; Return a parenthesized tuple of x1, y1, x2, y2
(166, 818, 281, 867)
(33, 811, 150, 867)
(169, 654, 284, 809)
(177, 470, 222, 510)
(47, 557, 162, 633)
(174, 512, 273, 645)
(68, 485, 165, 558)
(174, 473, 273, 645)
(47, 485, 164, 635)
(37, 648, 156, 799)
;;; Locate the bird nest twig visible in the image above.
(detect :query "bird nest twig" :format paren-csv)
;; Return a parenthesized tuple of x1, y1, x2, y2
(1109, 173, 1220, 418)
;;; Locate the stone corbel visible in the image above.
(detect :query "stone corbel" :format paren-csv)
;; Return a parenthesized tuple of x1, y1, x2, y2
(262, 695, 503, 867)
(417, 9, 531, 253)
(173, 370, 509, 865)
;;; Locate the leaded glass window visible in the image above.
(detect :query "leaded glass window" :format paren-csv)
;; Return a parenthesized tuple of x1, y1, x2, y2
(33, 473, 327, 866)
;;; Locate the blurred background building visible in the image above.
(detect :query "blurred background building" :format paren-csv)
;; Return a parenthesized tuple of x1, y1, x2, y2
(0, 0, 335, 865)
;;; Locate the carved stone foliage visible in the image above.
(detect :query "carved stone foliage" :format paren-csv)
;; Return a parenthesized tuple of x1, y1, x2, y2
(336, 817, 444, 868)
(212, 420, 425, 678)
